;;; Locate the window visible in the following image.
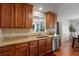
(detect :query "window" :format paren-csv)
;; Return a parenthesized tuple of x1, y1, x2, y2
(33, 11, 46, 32)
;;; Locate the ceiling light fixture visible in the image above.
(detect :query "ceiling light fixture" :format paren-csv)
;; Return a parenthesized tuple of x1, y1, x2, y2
(39, 7, 42, 11)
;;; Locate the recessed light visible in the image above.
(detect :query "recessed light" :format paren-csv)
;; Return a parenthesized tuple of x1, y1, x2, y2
(39, 7, 42, 11)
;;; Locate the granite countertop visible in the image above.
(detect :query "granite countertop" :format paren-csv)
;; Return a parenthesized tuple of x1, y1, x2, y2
(0, 35, 53, 47)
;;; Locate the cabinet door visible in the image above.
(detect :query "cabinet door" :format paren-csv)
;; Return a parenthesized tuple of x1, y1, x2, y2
(14, 43, 29, 56)
(38, 39, 47, 56)
(39, 44, 47, 56)
(25, 4, 33, 28)
(30, 45, 38, 56)
(50, 14, 54, 28)
(15, 47, 29, 56)
(47, 38, 52, 53)
(0, 3, 14, 28)
(54, 14, 57, 26)
(46, 12, 56, 29)
(29, 41, 38, 56)
(14, 3, 25, 28)
(46, 13, 50, 29)
(0, 45, 14, 56)
(0, 51, 14, 56)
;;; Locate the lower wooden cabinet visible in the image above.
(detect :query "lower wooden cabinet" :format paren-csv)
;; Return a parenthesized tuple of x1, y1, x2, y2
(0, 38, 52, 56)
(29, 41, 38, 56)
(47, 38, 52, 53)
(38, 39, 47, 56)
(0, 51, 14, 56)
(14, 43, 29, 56)
(15, 47, 29, 56)
(0, 45, 14, 56)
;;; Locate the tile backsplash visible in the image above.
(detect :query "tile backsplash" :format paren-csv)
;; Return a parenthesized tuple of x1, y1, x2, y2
(0, 29, 49, 40)
(0, 29, 31, 38)
(3, 29, 30, 36)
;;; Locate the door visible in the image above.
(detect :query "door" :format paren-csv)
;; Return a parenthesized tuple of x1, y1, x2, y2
(54, 14, 57, 26)
(14, 3, 25, 28)
(0, 51, 14, 56)
(30, 45, 38, 56)
(50, 14, 54, 28)
(29, 41, 38, 56)
(15, 47, 29, 56)
(0, 3, 14, 28)
(25, 4, 33, 28)
(47, 38, 52, 53)
(38, 39, 47, 56)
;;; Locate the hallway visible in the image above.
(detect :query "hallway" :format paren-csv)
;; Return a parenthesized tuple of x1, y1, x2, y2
(53, 40, 79, 56)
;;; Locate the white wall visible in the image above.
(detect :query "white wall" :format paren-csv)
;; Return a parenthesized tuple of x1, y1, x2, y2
(70, 19, 79, 35)
(58, 20, 70, 42)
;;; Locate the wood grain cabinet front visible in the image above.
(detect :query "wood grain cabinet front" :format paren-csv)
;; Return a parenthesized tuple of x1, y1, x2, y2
(46, 12, 57, 29)
(38, 39, 47, 56)
(25, 4, 33, 28)
(15, 47, 29, 56)
(0, 3, 33, 28)
(14, 3, 25, 28)
(0, 45, 14, 56)
(47, 38, 52, 53)
(0, 38, 53, 56)
(29, 41, 38, 56)
(0, 3, 14, 28)
(14, 43, 29, 56)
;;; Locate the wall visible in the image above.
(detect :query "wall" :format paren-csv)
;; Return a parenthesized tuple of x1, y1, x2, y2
(58, 20, 70, 42)
(70, 19, 79, 35)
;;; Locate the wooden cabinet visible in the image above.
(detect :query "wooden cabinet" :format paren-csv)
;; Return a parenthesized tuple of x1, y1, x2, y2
(53, 14, 57, 25)
(47, 38, 52, 53)
(15, 47, 29, 56)
(0, 3, 33, 28)
(25, 4, 33, 28)
(0, 51, 14, 56)
(0, 3, 14, 28)
(38, 39, 47, 56)
(14, 3, 33, 28)
(0, 45, 14, 56)
(46, 12, 57, 29)
(29, 40, 38, 56)
(14, 4, 25, 28)
(14, 43, 29, 56)
(0, 37, 53, 56)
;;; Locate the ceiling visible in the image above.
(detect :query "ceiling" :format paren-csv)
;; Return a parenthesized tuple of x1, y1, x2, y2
(31, 3, 79, 21)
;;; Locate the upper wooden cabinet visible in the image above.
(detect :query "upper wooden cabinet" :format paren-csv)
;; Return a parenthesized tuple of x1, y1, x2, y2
(0, 4, 14, 28)
(53, 14, 57, 25)
(0, 3, 33, 28)
(25, 4, 33, 28)
(14, 4, 25, 28)
(46, 12, 57, 29)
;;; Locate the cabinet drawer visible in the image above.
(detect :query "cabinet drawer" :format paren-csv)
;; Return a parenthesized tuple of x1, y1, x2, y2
(39, 39, 46, 44)
(0, 51, 14, 56)
(30, 40, 38, 46)
(15, 47, 29, 56)
(15, 43, 28, 49)
(0, 45, 14, 53)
